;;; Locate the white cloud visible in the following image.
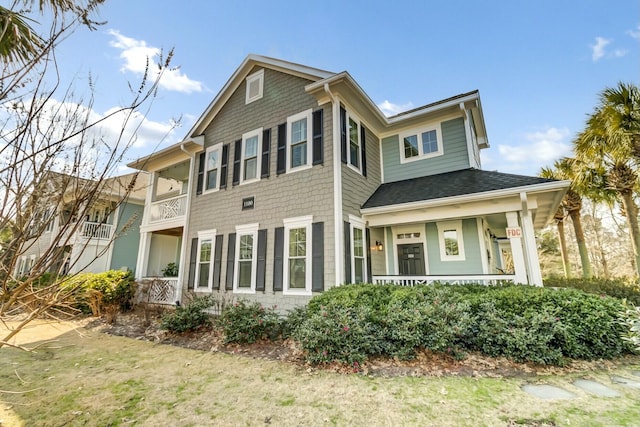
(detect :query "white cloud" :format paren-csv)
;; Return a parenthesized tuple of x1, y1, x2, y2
(377, 100, 414, 117)
(108, 29, 203, 94)
(590, 37, 611, 61)
(490, 127, 572, 175)
(627, 24, 640, 40)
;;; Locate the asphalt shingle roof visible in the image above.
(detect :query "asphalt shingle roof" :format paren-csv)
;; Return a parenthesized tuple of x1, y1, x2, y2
(361, 168, 557, 209)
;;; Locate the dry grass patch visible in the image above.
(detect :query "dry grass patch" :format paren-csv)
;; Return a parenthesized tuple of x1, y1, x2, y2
(0, 321, 638, 426)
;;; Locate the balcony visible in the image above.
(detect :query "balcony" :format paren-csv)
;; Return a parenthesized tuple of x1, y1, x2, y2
(80, 221, 113, 240)
(148, 194, 187, 224)
(371, 274, 517, 286)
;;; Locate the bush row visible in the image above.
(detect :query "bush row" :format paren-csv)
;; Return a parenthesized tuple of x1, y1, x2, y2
(62, 270, 136, 316)
(543, 276, 640, 306)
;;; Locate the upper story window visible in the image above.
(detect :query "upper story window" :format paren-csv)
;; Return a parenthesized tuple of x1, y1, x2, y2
(348, 115, 361, 170)
(287, 109, 312, 171)
(245, 69, 264, 104)
(436, 220, 465, 261)
(205, 144, 222, 192)
(399, 124, 443, 163)
(241, 128, 262, 184)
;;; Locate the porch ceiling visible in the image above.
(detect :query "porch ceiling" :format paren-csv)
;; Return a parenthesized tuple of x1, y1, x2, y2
(153, 227, 183, 237)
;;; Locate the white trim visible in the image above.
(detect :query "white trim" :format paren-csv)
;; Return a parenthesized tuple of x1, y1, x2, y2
(283, 215, 313, 296)
(398, 123, 443, 164)
(245, 69, 264, 104)
(194, 229, 217, 292)
(476, 218, 489, 274)
(240, 128, 263, 185)
(436, 220, 466, 261)
(203, 143, 223, 194)
(391, 224, 429, 275)
(329, 94, 344, 285)
(348, 215, 368, 283)
(233, 223, 259, 294)
(286, 109, 313, 173)
(345, 110, 363, 174)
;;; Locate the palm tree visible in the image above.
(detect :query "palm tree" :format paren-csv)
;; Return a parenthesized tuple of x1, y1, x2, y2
(540, 167, 571, 278)
(575, 82, 640, 276)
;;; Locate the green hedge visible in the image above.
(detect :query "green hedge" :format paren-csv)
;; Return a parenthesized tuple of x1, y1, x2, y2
(289, 284, 634, 367)
(63, 270, 136, 315)
(543, 277, 640, 306)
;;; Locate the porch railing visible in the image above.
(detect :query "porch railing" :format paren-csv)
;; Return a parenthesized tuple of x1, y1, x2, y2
(80, 221, 113, 239)
(147, 277, 179, 304)
(371, 275, 517, 286)
(148, 194, 187, 223)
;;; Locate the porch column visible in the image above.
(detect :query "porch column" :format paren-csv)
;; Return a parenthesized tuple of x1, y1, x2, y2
(506, 211, 528, 284)
(135, 231, 152, 279)
(520, 193, 543, 286)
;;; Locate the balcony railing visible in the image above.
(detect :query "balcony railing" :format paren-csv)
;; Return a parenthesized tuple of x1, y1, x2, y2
(371, 274, 517, 286)
(80, 221, 113, 239)
(148, 194, 187, 223)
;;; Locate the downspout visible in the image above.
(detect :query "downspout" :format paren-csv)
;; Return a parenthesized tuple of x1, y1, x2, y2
(324, 83, 345, 286)
(175, 141, 196, 304)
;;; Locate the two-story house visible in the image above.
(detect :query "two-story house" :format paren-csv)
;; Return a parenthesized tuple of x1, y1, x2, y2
(13, 172, 147, 278)
(129, 55, 568, 310)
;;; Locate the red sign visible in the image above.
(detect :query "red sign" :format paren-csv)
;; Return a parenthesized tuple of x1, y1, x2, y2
(506, 227, 522, 238)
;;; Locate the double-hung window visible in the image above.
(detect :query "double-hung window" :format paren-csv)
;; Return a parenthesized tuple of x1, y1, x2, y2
(348, 115, 361, 170)
(400, 124, 443, 163)
(283, 216, 313, 295)
(241, 129, 262, 184)
(234, 223, 258, 292)
(204, 144, 222, 192)
(349, 216, 367, 283)
(195, 230, 216, 290)
(287, 109, 312, 171)
(436, 220, 465, 261)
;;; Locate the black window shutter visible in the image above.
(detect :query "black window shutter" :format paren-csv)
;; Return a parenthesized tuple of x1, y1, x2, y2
(365, 228, 372, 283)
(212, 234, 224, 290)
(188, 237, 198, 289)
(276, 123, 287, 175)
(256, 229, 267, 291)
(225, 233, 236, 290)
(360, 125, 367, 177)
(261, 128, 271, 178)
(232, 139, 242, 186)
(340, 106, 347, 164)
(312, 109, 323, 165)
(196, 152, 205, 195)
(273, 227, 284, 291)
(220, 144, 229, 189)
(312, 222, 324, 292)
(343, 221, 351, 284)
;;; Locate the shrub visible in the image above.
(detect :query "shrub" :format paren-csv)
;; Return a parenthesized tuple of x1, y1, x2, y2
(621, 303, 640, 352)
(62, 270, 136, 316)
(216, 300, 282, 344)
(544, 277, 640, 305)
(160, 295, 216, 333)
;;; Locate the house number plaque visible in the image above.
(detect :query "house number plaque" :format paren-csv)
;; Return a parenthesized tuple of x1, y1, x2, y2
(242, 196, 255, 210)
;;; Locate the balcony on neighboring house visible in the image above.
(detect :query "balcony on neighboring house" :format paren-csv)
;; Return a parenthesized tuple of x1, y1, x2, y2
(80, 221, 114, 240)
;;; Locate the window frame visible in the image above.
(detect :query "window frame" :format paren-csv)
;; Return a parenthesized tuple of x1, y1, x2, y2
(245, 69, 264, 104)
(240, 128, 263, 185)
(283, 215, 313, 296)
(233, 223, 259, 294)
(399, 123, 443, 163)
(436, 220, 466, 261)
(194, 229, 216, 291)
(346, 111, 362, 173)
(286, 109, 313, 173)
(203, 143, 223, 193)
(349, 216, 368, 284)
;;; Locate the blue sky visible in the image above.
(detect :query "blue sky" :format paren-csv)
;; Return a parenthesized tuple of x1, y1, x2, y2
(47, 0, 640, 176)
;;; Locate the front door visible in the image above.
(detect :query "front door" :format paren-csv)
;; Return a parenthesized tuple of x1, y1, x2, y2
(397, 244, 425, 276)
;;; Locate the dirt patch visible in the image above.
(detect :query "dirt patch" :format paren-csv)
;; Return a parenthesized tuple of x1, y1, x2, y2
(89, 310, 638, 379)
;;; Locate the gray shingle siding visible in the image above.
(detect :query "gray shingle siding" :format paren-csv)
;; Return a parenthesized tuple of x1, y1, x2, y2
(342, 125, 381, 217)
(186, 68, 335, 311)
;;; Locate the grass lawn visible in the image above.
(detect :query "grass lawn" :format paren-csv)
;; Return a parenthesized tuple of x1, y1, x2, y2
(1, 321, 639, 426)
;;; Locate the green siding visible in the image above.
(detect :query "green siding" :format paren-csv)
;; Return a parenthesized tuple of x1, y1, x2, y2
(385, 226, 395, 274)
(110, 203, 143, 273)
(382, 117, 469, 183)
(426, 218, 483, 274)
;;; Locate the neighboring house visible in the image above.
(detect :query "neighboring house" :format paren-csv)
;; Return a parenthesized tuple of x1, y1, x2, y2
(128, 55, 569, 310)
(13, 172, 147, 278)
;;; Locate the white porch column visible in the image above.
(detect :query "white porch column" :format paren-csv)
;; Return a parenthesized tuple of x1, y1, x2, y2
(520, 193, 543, 286)
(135, 231, 152, 279)
(506, 211, 528, 284)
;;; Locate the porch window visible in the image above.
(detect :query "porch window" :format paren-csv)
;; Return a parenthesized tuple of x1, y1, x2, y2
(399, 123, 443, 163)
(196, 230, 216, 290)
(437, 220, 466, 261)
(234, 223, 258, 293)
(287, 109, 312, 171)
(283, 216, 313, 295)
(241, 129, 262, 184)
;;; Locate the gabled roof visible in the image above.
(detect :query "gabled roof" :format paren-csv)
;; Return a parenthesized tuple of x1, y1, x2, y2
(362, 168, 561, 210)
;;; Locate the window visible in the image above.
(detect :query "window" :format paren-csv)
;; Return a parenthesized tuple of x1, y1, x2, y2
(352, 226, 365, 283)
(283, 216, 313, 295)
(234, 223, 258, 293)
(245, 69, 264, 104)
(348, 115, 361, 169)
(400, 124, 443, 162)
(204, 144, 222, 192)
(287, 109, 312, 171)
(241, 129, 262, 184)
(195, 230, 216, 290)
(437, 221, 465, 261)
(16, 256, 27, 276)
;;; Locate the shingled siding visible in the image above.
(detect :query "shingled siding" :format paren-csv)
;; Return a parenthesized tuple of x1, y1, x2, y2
(381, 117, 469, 183)
(342, 125, 381, 215)
(186, 67, 335, 312)
(425, 219, 483, 275)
